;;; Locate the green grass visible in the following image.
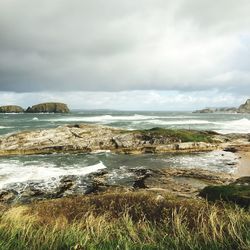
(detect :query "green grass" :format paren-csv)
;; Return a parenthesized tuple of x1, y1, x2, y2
(200, 184, 250, 207)
(131, 127, 214, 143)
(0, 191, 249, 250)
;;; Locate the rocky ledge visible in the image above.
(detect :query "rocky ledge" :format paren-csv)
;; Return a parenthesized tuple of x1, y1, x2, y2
(1, 166, 248, 207)
(0, 124, 225, 156)
(0, 167, 235, 205)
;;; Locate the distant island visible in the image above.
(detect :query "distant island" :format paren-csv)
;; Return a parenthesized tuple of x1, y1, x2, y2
(0, 102, 70, 113)
(193, 99, 250, 113)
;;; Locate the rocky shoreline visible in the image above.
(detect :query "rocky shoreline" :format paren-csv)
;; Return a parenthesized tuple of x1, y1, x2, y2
(0, 166, 236, 205)
(0, 124, 249, 206)
(0, 123, 242, 156)
(193, 98, 250, 113)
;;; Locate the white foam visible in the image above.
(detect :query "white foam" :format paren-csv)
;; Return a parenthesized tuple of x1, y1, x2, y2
(0, 161, 106, 188)
(140, 119, 213, 125)
(48, 114, 163, 122)
(0, 126, 12, 129)
(32, 117, 39, 121)
(162, 150, 238, 173)
(214, 118, 250, 134)
(0, 113, 23, 115)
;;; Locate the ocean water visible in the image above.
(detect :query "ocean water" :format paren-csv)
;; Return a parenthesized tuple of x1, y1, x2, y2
(0, 110, 247, 188)
(1, 110, 250, 135)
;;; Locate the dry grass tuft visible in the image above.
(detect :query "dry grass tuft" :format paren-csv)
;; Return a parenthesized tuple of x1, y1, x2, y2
(0, 190, 249, 250)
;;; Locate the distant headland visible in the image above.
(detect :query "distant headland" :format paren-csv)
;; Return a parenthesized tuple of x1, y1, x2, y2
(193, 99, 250, 113)
(0, 102, 70, 113)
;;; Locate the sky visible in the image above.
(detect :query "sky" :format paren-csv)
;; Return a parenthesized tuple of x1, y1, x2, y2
(0, 0, 250, 110)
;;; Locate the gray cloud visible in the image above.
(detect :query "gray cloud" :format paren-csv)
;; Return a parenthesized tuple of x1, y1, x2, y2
(0, 0, 250, 93)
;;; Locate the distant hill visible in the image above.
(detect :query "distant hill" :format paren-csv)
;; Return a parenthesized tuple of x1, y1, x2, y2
(193, 99, 250, 113)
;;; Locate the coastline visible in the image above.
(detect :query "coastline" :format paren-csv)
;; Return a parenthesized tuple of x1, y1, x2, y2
(0, 125, 249, 249)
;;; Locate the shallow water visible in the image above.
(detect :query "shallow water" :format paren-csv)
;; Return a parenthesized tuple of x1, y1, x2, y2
(1, 110, 250, 135)
(0, 150, 238, 189)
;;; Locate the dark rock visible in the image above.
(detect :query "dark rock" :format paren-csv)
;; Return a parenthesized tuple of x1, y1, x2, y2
(84, 171, 109, 194)
(143, 145, 156, 153)
(0, 189, 18, 203)
(193, 108, 214, 113)
(223, 147, 238, 153)
(54, 176, 76, 197)
(130, 169, 152, 189)
(26, 102, 69, 113)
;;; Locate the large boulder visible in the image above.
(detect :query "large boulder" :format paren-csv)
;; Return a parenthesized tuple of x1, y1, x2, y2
(26, 102, 70, 113)
(0, 105, 24, 113)
(237, 99, 250, 113)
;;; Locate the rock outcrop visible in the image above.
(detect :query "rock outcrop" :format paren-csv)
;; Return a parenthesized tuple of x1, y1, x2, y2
(26, 102, 69, 113)
(193, 99, 250, 113)
(193, 107, 237, 113)
(0, 105, 24, 113)
(0, 124, 219, 156)
(193, 108, 214, 113)
(237, 99, 250, 113)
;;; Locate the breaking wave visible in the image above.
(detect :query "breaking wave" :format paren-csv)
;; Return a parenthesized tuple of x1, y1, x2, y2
(0, 161, 106, 188)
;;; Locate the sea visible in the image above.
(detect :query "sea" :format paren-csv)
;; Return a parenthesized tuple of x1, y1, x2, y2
(0, 110, 249, 188)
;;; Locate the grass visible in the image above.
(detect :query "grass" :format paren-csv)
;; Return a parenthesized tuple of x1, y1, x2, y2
(0, 190, 249, 250)
(130, 127, 214, 143)
(200, 184, 250, 208)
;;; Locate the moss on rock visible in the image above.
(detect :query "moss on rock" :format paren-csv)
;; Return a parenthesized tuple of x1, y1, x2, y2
(199, 177, 250, 207)
(132, 127, 214, 143)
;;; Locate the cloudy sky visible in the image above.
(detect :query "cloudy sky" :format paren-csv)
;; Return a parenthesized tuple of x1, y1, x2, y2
(0, 0, 250, 110)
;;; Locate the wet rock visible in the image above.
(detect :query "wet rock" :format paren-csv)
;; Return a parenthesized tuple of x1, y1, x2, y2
(127, 167, 234, 197)
(224, 147, 238, 153)
(54, 176, 76, 197)
(0, 166, 237, 205)
(84, 181, 108, 194)
(130, 169, 152, 189)
(0, 189, 18, 203)
(143, 145, 156, 153)
(84, 170, 109, 194)
(18, 186, 48, 203)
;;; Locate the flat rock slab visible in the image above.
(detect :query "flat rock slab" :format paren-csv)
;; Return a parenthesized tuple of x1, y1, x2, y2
(0, 124, 219, 156)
